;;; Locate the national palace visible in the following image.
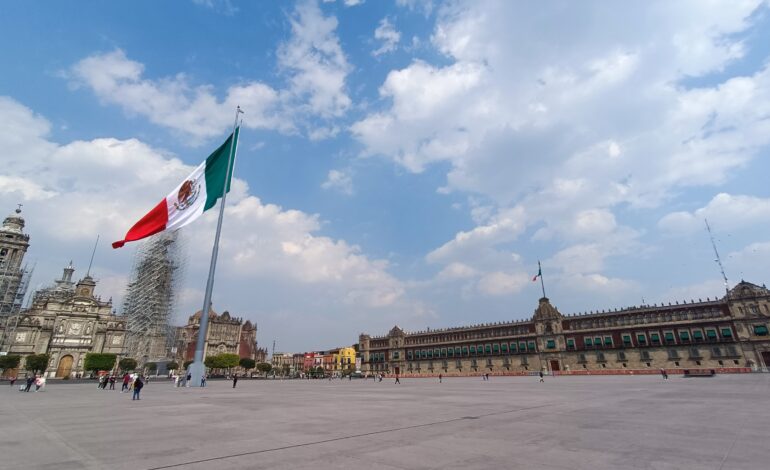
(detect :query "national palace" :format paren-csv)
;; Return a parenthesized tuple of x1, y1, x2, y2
(359, 282, 770, 376)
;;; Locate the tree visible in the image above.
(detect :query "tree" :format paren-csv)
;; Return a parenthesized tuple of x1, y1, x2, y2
(84, 353, 117, 373)
(219, 353, 240, 371)
(25, 354, 50, 373)
(0, 355, 21, 373)
(204, 355, 220, 369)
(145, 362, 158, 373)
(239, 358, 255, 372)
(256, 362, 272, 376)
(184, 360, 194, 369)
(119, 358, 138, 372)
(166, 361, 179, 371)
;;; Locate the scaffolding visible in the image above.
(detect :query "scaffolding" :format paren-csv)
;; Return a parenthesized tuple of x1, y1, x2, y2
(122, 231, 185, 364)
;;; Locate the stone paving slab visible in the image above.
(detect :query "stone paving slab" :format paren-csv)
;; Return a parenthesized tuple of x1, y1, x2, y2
(1, 374, 768, 470)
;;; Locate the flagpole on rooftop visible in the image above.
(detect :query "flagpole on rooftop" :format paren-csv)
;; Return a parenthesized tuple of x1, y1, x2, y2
(187, 106, 243, 387)
(539, 260, 546, 299)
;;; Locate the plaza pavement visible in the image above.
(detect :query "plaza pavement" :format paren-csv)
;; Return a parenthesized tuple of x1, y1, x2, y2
(1, 374, 768, 470)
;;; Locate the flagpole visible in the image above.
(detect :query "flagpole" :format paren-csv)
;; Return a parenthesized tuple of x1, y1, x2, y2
(187, 106, 243, 387)
(539, 260, 546, 299)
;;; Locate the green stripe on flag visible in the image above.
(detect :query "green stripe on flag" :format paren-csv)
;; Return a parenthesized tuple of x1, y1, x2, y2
(203, 127, 239, 211)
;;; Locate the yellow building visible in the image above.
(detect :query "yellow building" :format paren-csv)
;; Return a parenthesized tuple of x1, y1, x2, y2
(334, 347, 356, 372)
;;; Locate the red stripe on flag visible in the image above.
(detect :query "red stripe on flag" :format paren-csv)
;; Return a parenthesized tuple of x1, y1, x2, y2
(112, 200, 168, 248)
(532, 275, 538, 282)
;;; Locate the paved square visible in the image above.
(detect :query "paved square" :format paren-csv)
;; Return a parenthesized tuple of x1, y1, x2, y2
(1, 374, 768, 470)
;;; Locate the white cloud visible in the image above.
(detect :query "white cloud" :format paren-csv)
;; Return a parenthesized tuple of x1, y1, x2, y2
(278, 0, 352, 119)
(659, 193, 770, 234)
(0, 96, 408, 349)
(70, 1, 353, 143)
(373, 17, 401, 56)
(477, 271, 529, 296)
(321, 169, 353, 195)
(343, 0, 363, 6)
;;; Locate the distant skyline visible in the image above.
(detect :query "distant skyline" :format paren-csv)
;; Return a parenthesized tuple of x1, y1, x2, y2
(1, 0, 769, 352)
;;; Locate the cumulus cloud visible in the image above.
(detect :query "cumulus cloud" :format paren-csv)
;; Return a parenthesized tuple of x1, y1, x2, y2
(321, 169, 353, 194)
(354, 0, 770, 297)
(659, 193, 770, 234)
(69, 1, 352, 143)
(0, 96, 407, 349)
(373, 17, 401, 56)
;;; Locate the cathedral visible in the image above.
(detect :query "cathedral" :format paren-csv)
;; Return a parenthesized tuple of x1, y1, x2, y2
(173, 308, 261, 364)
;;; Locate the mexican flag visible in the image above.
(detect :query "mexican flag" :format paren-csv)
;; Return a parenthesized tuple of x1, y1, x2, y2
(532, 262, 542, 282)
(112, 128, 239, 249)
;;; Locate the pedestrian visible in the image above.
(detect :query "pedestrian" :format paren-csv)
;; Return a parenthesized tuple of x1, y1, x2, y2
(485, 373, 490, 381)
(232, 373, 238, 388)
(109, 375, 116, 390)
(395, 375, 400, 384)
(660, 368, 668, 380)
(9, 376, 16, 388)
(121, 373, 130, 392)
(35, 376, 45, 392)
(201, 375, 206, 387)
(539, 371, 544, 383)
(132, 376, 144, 400)
(439, 373, 442, 383)
(25, 375, 34, 392)
(186, 373, 192, 387)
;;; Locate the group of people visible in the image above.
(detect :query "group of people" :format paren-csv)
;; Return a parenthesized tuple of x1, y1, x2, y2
(172, 373, 207, 387)
(10, 375, 46, 392)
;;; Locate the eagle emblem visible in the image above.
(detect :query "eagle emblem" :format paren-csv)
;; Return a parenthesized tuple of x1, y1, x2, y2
(174, 179, 200, 211)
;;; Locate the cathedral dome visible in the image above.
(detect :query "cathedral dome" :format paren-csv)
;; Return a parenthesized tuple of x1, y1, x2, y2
(1, 206, 25, 235)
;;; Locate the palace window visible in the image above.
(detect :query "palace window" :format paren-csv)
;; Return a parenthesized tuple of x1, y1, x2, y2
(636, 334, 647, 345)
(711, 347, 722, 358)
(438, 348, 444, 358)
(462, 346, 469, 356)
(546, 339, 556, 349)
(471, 359, 477, 368)
(447, 348, 454, 357)
(596, 352, 606, 363)
(640, 350, 651, 361)
(667, 349, 680, 360)
(528, 341, 536, 352)
(485, 344, 492, 355)
(442, 360, 448, 369)
(434, 348, 441, 358)
(622, 335, 632, 346)
(566, 338, 575, 350)
(486, 358, 492, 367)
(689, 347, 702, 359)
(650, 333, 660, 345)
(604, 336, 613, 346)
(456, 360, 462, 368)
(421, 349, 428, 359)
(706, 329, 717, 340)
(594, 337, 602, 348)
(509, 342, 517, 353)
(577, 353, 587, 363)
(521, 356, 529, 366)
(664, 332, 675, 344)
(493, 343, 500, 354)
(407, 351, 413, 360)
(469, 345, 476, 355)
(392, 351, 400, 360)
(753, 325, 769, 336)
(617, 351, 627, 361)
(519, 342, 527, 352)
(501, 343, 508, 353)
(584, 337, 593, 347)
(720, 328, 732, 338)
(726, 345, 740, 357)
(455, 346, 461, 356)
(692, 330, 704, 341)
(679, 330, 690, 341)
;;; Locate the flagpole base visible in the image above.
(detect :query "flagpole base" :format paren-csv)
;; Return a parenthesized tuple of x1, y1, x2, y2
(186, 361, 206, 387)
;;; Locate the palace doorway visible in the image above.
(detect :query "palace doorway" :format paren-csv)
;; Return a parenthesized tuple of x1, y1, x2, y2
(549, 360, 561, 372)
(56, 355, 73, 378)
(761, 351, 770, 369)
(394, 366, 400, 375)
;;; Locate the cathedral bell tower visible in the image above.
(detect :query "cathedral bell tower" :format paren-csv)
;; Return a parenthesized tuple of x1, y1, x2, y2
(0, 206, 30, 315)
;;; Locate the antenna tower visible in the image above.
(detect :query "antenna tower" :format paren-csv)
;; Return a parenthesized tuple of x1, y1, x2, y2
(705, 219, 729, 297)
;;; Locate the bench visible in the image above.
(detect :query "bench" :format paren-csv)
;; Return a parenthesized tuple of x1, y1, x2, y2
(683, 369, 716, 377)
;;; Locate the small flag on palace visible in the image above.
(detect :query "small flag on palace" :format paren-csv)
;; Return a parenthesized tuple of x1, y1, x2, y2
(532, 264, 542, 282)
(112, 128, 239, 249)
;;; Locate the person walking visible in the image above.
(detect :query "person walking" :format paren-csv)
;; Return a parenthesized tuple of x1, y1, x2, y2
(35, 376, 44, 392)
(232, 373, 238, 388)
(201, 375, 207, 387)
(395, 374, 400, 384)
(9, 376, 16, 388)
(109, 375, 116, 390)
(121, 373, 130, 392)
(25, 375, 34, 392)
(132, 376, 144, 400)
(186, 373, 192, 387)
(660, 368, 668, 380)
(439, 373, 442, 383)
(539, 371, 544, 383)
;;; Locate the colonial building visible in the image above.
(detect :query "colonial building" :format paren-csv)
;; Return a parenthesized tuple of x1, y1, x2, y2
(0, 207, 30, 315)
(173, 308, 259, 363)
(359, 282, 770, 376)
(0, 263, 126, 378)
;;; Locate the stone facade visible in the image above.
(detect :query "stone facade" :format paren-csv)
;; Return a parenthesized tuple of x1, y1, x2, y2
(0, 264, 126, 378)
(359, 281, 770, 376)
(0, 207, 30, 315)
(174, 308, 259, 363)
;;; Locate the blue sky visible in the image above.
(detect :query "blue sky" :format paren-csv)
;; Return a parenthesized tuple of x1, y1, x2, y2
(1, 0, 769, 352)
